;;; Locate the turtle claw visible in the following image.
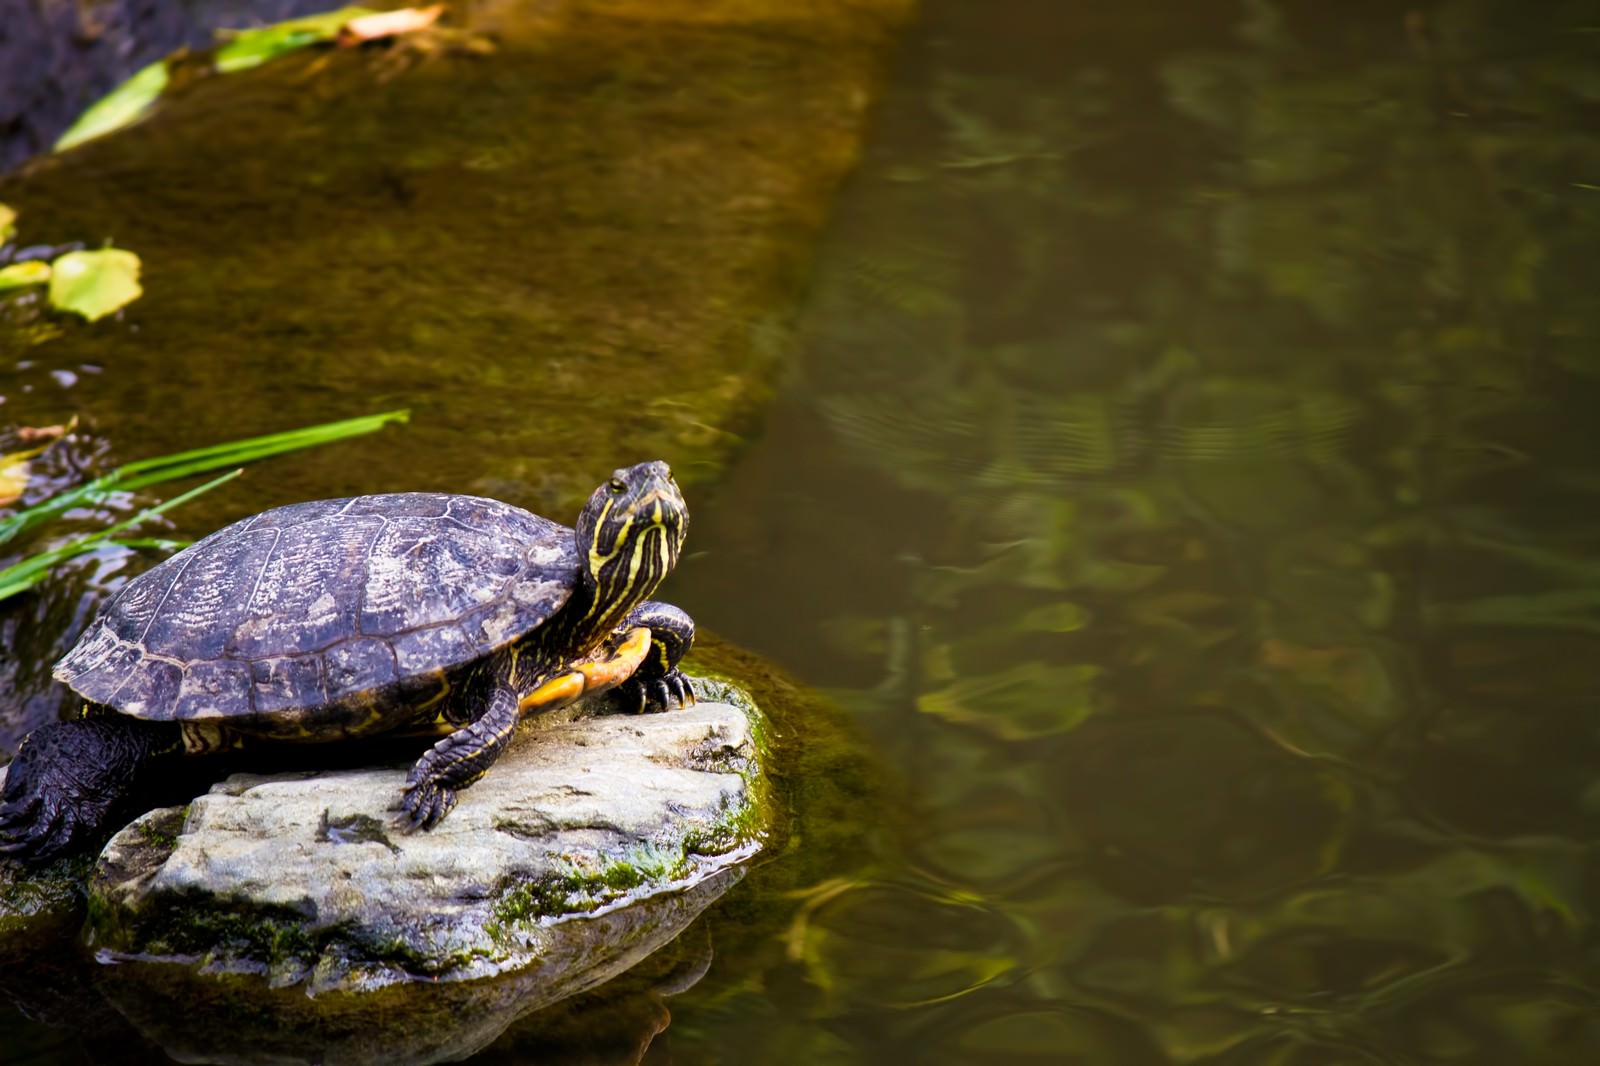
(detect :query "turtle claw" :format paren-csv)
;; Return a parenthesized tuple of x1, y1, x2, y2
(0, 803, 84, 864)
(615, 668, 695, 715)
(0, 788, 42, 837)
(0, 719, 164, 863)
(657, 669, 696, 711)
(400, 777, 457, 830)
(0, 783, 105, 863)
(0, 797, 43, 857)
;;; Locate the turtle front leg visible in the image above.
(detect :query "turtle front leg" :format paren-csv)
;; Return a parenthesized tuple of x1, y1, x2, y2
(401, 683, 519, 829)
(401, 629, 665, 827)
(0, 717, 181, 862)
(607, 601, 695, 714)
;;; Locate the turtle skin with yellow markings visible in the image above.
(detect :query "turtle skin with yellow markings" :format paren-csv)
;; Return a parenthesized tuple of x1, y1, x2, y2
(0, 461, 694, 861)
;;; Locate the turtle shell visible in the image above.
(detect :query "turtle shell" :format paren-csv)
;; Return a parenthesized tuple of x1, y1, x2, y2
(53, 493, 580, 730)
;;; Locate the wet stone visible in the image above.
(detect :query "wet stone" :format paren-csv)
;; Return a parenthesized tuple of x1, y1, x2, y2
(84, 685, 768, 995)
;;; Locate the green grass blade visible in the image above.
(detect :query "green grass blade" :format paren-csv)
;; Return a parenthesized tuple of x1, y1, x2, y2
(0, 409, 407, 547)
(0, 550, 87, 600)
(114, 410, 408, 474)
(0, 470, 242, 603)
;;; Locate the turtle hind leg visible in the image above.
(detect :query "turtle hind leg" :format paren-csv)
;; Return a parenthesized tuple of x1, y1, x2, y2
(605, 601, 695, 715)
(0, 718, 180, 863)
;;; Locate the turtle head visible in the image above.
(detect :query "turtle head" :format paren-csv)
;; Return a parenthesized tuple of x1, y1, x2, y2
(574, 460, 688, 620)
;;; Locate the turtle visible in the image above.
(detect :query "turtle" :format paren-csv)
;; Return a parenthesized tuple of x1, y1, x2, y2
(0, 460, 694, 862)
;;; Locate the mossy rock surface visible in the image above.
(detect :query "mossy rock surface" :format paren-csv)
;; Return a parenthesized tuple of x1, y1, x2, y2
(91, 868, 739, 1066)
(0, 0, 915, 525)
(85, 679, 769, 995)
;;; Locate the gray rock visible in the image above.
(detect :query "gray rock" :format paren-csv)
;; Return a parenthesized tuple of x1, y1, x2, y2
(94, 870, 733, 1066)
(86, 684, 768, 996)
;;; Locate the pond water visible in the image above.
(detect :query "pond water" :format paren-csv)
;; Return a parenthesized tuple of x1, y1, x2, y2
(8, 0, 1600, 1062)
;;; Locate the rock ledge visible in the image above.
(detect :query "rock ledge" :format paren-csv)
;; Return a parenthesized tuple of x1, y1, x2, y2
(85, 681, 767, 994)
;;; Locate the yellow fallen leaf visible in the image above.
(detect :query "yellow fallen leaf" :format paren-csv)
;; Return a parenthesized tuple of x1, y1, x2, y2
(0, 260, 51, 290)
(48, 248, 143, 321)
(0, 446, 48, 507)
(337, 4, 444, 47)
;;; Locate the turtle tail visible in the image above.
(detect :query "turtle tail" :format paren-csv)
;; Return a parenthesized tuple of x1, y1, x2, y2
(0, 717, 182, 863)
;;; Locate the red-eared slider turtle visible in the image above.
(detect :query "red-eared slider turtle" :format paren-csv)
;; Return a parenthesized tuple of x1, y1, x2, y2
(0, 461, 694, 861)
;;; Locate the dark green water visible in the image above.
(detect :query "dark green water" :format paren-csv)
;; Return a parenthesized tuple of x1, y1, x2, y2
(9, 0, 1600, 1062)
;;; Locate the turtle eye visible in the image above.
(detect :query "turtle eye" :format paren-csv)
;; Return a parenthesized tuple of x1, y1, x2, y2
(608, 477, 627, 494)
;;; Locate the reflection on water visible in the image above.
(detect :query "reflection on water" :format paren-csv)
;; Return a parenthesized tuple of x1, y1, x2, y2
(8, 0, 1600, 1061)
(671, 0, 1600, 1061)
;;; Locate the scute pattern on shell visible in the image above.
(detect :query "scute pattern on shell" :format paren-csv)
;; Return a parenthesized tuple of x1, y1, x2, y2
(53, 493, 580, 727)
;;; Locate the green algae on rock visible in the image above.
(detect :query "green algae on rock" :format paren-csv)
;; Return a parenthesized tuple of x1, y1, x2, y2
(0, 0, 916, 530)
(92, 868, 739, 1066)
(0, 854, 89, 947)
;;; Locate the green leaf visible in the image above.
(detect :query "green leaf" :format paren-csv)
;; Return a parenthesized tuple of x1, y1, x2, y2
(0, 203, 15, 242)
(47, 249, 143, 322)
(0, 260, 51, 291)
(214, 6, 376, 73)
(54, 60, 170, 152)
